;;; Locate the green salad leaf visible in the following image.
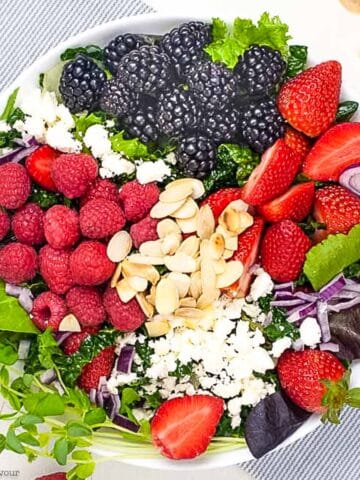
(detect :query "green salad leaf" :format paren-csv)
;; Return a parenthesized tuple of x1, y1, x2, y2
(0, 281, 39, 334)
(0, 88, 19, 121)
(60, 45, 104, 62)
(74, 111, 108, 141)
(303, 224, 360, 290)
(110, 131, 149, 159)
(205, 13, 291, 69)
(336, 101, 359, 123)
(30, 187, 71, 209)
(0, 128, 22, 149)
(286, 45, 308, 77)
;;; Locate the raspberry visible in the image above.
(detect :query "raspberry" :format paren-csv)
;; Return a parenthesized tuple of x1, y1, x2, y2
(118, 180, 160, 223)
(39, 245, 74, 294)
(66, 286, 106, 327)
(130, 215, 159, 248)
(0, 163, 31, 209)
(0, 209, 10, 241)
(31, 291, 67, 331)
(43, 205, 80, 249)
(0, 243, 37, 284)
(80, 178, 119, 206)
(62, 326, 99, 355)
(79, 199, 125, 239)
(51, 153, 98, 199)
(70, 241, 115, 286)
(12, 203, 45, 245)
(103, 286, 145, 331)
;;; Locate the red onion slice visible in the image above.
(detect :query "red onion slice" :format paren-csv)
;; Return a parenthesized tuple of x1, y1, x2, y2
(328, 296, 360, 312)
(319, 274, 347, 301)
(317, 300, 331, 342)
(319, 342, 340, 352)
(18, 339, 31, 360)
(274, 282, 294, 292)
(104, 394, 121, 420)
(339, 164, 360, 196)
(116, 346, 135, 374)
(113, 414, 140, 432)
(271, 299, 306, 308)
(287, 302, 317, 323)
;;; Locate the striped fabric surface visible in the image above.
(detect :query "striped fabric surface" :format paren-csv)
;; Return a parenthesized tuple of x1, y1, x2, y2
(1, 1, 359, 479)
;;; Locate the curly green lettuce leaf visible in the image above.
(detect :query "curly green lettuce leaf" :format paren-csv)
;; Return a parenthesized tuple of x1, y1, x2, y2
(304, 224, 360, 290)
(74, 111, 107, 141)
(110, 131, 149, 160)
(205, 13, 291, 69)
(0, 281, 39, 334)
(0, 88, 19, 121)
(286, 45, 308, 77)
(60, 45, 103, 62)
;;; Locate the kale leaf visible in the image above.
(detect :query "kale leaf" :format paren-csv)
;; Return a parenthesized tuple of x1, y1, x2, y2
(286, 45, 308, 78)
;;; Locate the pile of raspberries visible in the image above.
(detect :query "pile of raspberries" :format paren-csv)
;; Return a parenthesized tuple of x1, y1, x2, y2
(0, 150, 161, 336)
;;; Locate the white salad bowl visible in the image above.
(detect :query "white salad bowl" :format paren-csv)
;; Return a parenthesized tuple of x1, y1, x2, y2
(0, 11, 359, 471)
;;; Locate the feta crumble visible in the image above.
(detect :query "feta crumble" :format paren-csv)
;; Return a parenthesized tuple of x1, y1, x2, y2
(136, 159, 172, 184)
(300, 316, 322, 347)
(249, 267, 274, 301)
(271, 336, 292, 358)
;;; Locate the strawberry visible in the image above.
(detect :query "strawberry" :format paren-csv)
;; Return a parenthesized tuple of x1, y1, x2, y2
(314, 185, 360, 238)
(78, 346, 115, 392)
(302, 123, 360, 181)
(36, 474, 66, 480)
(200, 187, 243, 221)
(224, 217, 264, 297)
(277, 349, 360, 423)
(26, 145, 60, 191)
(258, 182, 315, 223)
(284, 127, 311, 164)
(277, 61, 341, 137)
(242, 139, 302, 206)
(151, 395, 224, 459)
(62, 327, 99, 355)
(261, 220, 311, 282)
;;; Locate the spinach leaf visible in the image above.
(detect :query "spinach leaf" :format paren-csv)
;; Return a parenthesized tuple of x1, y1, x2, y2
(344, 261, 360, 279)
(23, 392, 65, 417)
(336, 101, 359, 123)
(0, 281, 39, 334)
(0, 88, 19, 121)
(286, 45, 308, 78)
(329, 305, 360, 361)
(263, 307, 300, 341)
(120, 387, 140, 422)
(60, 45, 104, 62)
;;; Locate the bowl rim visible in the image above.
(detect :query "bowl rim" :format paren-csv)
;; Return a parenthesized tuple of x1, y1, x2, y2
(1, 11, 359, 471)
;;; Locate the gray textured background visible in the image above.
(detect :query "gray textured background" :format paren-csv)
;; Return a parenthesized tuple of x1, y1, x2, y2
(1, 1, 359, 478)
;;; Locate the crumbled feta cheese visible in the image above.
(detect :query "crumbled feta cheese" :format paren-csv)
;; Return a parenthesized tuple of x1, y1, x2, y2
(164, 152, 177, 165)
(271, 337, 292, 358)
(84, 124, 111, 158)
(136, 160, 171, 184)
(45, 123, 81, 153)
(107, 372, 137, 394)
(0, 121, 11, 132)
(249, 268, 274, 301)
(300, 317, 321, 347)
(228, 397, 242, 416)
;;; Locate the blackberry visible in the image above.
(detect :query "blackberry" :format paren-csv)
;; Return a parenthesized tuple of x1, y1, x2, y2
(239, 98, 285, 153)
(117, 45, 176, 96)
(123, 98, 159, 144)
(104, 34, 149, 75)
(201, 106, 240, 144)
(59, 54, 106, 113)
(158, 87, 200, 138)
(186, 61, 238, 111)
(236, 45, 286, 96)
(176, 135, 217, 179)
(160, 22, 211, 75)
(99, 78, 138, 118)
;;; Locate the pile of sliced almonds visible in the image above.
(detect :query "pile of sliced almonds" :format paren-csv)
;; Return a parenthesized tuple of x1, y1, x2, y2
(106, 178, 254, 337)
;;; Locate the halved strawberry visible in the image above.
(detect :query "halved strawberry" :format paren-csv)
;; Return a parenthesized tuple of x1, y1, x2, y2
(258, 182, 315, 223)
(26, 145, 60, 191)
(151, 395, 224, 460)
(314, 185, 360, 238)
(302, 123, 360, 181)
(36, 474, 66, 480)
(277, 61, 341, 137)
(224, 217, 265, 297)
(78, 346, 115, 392)
(284, 127, 311, 164)
(62, 327, 99, 355)
(201, 187, 243, 221)
(242, 140, 302, 206)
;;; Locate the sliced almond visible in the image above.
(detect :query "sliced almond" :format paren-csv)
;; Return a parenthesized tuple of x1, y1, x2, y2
(196, 204, 215, 240)
(59, 314, 81, 332)
(122, 260, 160, 285)
(175, 307, 207, 320)
(116, 278, 137, 303)
(161, 233, 181, 255)
(157, 218, 181, 238)
(179, 297, 197, 308)
(155, 278, 180, 315)
(166, 178, 205, 200)
(219, 208, 254, 235)
(224, 235, 238, 251)
(226, 199, 249, 213)
(159, 182, 193, 203)
(127, 254, 165, 265)
(189, 271, 202, 299)
(139, 240, 164, 257)
(197, 290, 220, 309)
(223, 249, 234, 260)
(199, 307, 216, 331)
(127, 275, 148, 292)
(176, 212, 198, 234)
(183, 317, 200, 329)
(216, 260, 244, 288)
(209, 232, 225, 260)
(146, 285, 157, 305)
(136, 293, 154, 318)
(216, 224, 236, 239)
(110, 262, 122, 288)
(212, 258, 226, 275)
(150, 198, 186, 219)
(177, 235, 200, 257)
(167, 272, 191, 298)
(172, 197, 198, 219)
(145, 318, 171, 337)
(164, 252, 197, 273)
(107, 230, 132, 263)
(200, 258, 217, 297)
